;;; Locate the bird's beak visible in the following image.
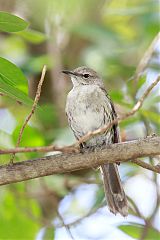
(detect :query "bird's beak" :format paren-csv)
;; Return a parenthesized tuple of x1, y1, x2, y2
(62, 70, 76, 76)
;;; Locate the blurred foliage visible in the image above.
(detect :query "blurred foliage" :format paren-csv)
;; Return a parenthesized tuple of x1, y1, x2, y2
(0, 57, 34, 106)
(0, 11, 29, 32)
(0, 0, 159, 239)
(119, 224, 160, 239)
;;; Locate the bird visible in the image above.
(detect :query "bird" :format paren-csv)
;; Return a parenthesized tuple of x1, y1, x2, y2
(63, 66, 128, 217)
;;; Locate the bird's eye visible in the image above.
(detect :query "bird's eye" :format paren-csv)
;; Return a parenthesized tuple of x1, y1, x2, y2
(83, 73, 90, 78)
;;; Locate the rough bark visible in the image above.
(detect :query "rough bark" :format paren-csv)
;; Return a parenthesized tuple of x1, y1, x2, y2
(0, 136, 159, 186)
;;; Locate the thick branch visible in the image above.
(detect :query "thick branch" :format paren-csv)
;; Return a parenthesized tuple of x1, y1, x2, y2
(0, 136, 159, 186)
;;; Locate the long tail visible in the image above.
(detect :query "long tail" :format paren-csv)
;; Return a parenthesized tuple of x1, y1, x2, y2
(101, 163, 128, 217)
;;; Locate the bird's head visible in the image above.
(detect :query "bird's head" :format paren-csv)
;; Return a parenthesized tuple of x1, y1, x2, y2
(62, 66, 104, 88)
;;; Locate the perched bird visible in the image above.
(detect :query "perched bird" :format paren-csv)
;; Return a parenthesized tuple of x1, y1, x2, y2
(63, 66, 128, 217)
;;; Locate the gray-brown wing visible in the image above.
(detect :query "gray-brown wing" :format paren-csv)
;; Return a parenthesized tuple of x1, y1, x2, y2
(103, 90, 120, 144)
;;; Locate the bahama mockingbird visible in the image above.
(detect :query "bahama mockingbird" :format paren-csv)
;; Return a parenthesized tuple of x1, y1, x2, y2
(63, 66, 128, 217)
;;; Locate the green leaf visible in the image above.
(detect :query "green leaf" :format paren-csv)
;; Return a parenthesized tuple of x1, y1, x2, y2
(43, 227, 55, 240)
(126, 77, 138, 97)
(26, 55, 53, 73)
(0, 187, 39, 239)
(110, 90, 124, 102)
(0, 57, 33, 106)
(93, 187, 105, 210)
(0, 57, 28, 93)
(120, 116, 139, 128)
(119, 224, 160, 240)
(0, 79, 33, 106)
(17, 29, 47, 44)
(119, 224, 141, 238)
(37, 104, 59, 129)
(140, 110, 160, 124)
(13, 125, 45, 147)
(127, 75, 146, 98)
(12, 125, 45, 159)
(0, 11, 29, 32)
(137, 75, 146, 89)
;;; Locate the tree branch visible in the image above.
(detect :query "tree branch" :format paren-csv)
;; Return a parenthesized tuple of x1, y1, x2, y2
(10, 65, 47, 163)
(0, 145, 78, 155)
(131, 158, 160, 173)
(0, 136, 159, 186)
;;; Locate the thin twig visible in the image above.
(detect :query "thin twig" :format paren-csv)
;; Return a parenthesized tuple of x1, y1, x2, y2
(56, 210, 75, 240)
(56, 203, 105, 228)
(134, 32, 160, 83)
(0, 145, 78, 155)
(131, 159, 160, 174)
(10, 65, 47, 163)
(127, 196, 142, 218)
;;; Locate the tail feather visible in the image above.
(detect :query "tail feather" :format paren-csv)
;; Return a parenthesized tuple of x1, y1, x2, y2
(101, 163, 128, 217)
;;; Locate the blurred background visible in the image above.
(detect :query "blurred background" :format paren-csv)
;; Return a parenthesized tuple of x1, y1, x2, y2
(0, 0, 159, 239)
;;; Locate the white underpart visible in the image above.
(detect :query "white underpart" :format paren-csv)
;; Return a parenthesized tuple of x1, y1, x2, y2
(66, 84, 113, 146)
